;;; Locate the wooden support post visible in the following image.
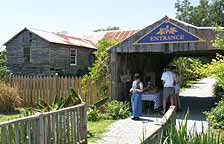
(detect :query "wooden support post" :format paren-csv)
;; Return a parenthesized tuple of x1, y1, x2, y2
(111, 52, 121, 100)
(39, 114, 45, 144)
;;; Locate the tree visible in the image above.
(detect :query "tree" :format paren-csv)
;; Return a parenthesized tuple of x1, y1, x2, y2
(94, 26, 120, 32)
(88, 38, 119, 81)
(81, 39, 119, 97)
(198, 28, 224, 98)
(0, 50, 6, 77)
(174, 0, 224, 89)
(175, 0, 224, 26)
(57, 30, 69, 35)
(175, 0, 194, 23)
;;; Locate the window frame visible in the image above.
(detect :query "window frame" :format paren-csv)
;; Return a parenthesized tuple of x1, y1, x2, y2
(23, 44, 31, 63)
(70, 48, 77, 66)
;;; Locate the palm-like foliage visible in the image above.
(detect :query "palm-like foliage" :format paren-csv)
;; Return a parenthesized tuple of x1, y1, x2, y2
(26, 89, 82, 114)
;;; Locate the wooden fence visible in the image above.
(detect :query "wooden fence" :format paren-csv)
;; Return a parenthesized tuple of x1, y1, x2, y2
(4, 75, 111, 106)
(0, 103, 87, 144)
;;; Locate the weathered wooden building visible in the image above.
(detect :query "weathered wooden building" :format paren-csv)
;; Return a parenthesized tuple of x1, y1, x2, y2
(108, 16, 224, 100)
(5, 16, 224, 100)
(4, 28, 136, 75)
(4, 28, 96, 75)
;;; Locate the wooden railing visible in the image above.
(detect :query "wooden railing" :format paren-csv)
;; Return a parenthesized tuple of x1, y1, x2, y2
(0, 103, 87, 144)
(143, 106, 176, 144)
(3, 75, 111, 106)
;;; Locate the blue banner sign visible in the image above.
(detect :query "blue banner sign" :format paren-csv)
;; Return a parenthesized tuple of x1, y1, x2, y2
(135, 20, 204, 44)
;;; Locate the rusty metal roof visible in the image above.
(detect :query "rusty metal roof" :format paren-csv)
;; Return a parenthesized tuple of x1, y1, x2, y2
(73, 29, 139, 46)
(29, 28, 97, 49)
(4, 28, 138, 49)
(32, 28, 138, 48)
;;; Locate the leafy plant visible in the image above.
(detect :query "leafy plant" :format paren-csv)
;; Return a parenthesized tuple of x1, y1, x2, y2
(103, 100, 130, 120)
(81, 39, 119, 98)
(170, 57, 207, 87)
(0, 82, 21, 113)
(98, 113, 111, 120)
(160, 111, 224, 144)
(213, 83, 224, 100)
(199, 54, 224, 87)
(0, 50, 6, 77)
(205, 99, 224, 129)
(87, 106, 100, 122)
(27, 89, 82, 113)
(197, 27, 224, 97)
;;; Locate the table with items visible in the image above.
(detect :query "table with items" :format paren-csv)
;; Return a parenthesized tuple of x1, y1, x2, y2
(141, 91, 162, 109)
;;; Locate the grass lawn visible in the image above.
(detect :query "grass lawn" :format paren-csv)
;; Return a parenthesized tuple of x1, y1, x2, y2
(0, 113, 24, 123)
(87, 119, 116, 143)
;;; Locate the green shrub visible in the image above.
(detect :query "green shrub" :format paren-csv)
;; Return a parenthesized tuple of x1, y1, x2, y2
(98, 113, 111, 120)
(169, 57, 207, 87)
(205, 99, 224, 129)
(103, 100, 130, 120)
(0, 51, 6, 77)
(199, 54, 224, 92)
(0, 82, 21, 113)
(213, 83, 224, 100)
(87, 106, 100, 122)
(26, 89, 82, 113)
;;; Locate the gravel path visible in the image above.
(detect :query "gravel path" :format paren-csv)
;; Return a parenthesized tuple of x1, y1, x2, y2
(177, 77, 216, 134)
(180, 77, 216, 97)
(95, 77, 216, 144)
(97, 116, 163, 144)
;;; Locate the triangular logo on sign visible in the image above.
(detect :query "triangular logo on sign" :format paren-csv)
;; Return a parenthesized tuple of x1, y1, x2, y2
(134, 20, 204, 45)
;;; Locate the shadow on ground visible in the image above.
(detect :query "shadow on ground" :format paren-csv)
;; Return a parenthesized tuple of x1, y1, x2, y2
(142, 96, 218, 122)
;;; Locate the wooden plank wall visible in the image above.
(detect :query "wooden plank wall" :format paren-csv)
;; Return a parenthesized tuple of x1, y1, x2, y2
(0, 103, 87, 144)
(4, 75, 109, 106)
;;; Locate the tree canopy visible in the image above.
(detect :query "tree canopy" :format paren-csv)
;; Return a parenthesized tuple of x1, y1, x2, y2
(0, 50, 6, 77)
(87, 38, 119, 81)
(81, 39, 119, 98)
(175, 0, 224, 26)
(94, 26, 120, 32)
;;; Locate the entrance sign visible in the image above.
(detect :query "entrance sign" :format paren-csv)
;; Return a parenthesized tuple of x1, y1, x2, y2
(134, 20, 204, 45)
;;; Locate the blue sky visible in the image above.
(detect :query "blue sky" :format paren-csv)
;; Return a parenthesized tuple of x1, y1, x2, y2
(0, 0, 198, 47)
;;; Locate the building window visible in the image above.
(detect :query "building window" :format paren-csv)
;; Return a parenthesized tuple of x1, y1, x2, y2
(24, 45, 31, 62)
(29, 32, 33, 43)
(70, 49, 77, 66)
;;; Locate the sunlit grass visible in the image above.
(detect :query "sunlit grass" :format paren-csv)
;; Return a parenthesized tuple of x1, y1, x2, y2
(87, 119, 116, 143)
(0, 113, 23, 123)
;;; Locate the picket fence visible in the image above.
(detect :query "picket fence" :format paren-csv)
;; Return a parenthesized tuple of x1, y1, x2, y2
(0, 103, 87, 144)
(4, 75, 110, 106)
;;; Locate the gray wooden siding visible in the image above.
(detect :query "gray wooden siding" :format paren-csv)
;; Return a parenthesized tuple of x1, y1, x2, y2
(49, 44, 94, 75)
(6, 30, 51, 75)
(6, 30, 95, 76)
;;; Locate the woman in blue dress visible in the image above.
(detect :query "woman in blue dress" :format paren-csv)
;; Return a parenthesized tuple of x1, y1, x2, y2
(130, 73, 144, 120)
